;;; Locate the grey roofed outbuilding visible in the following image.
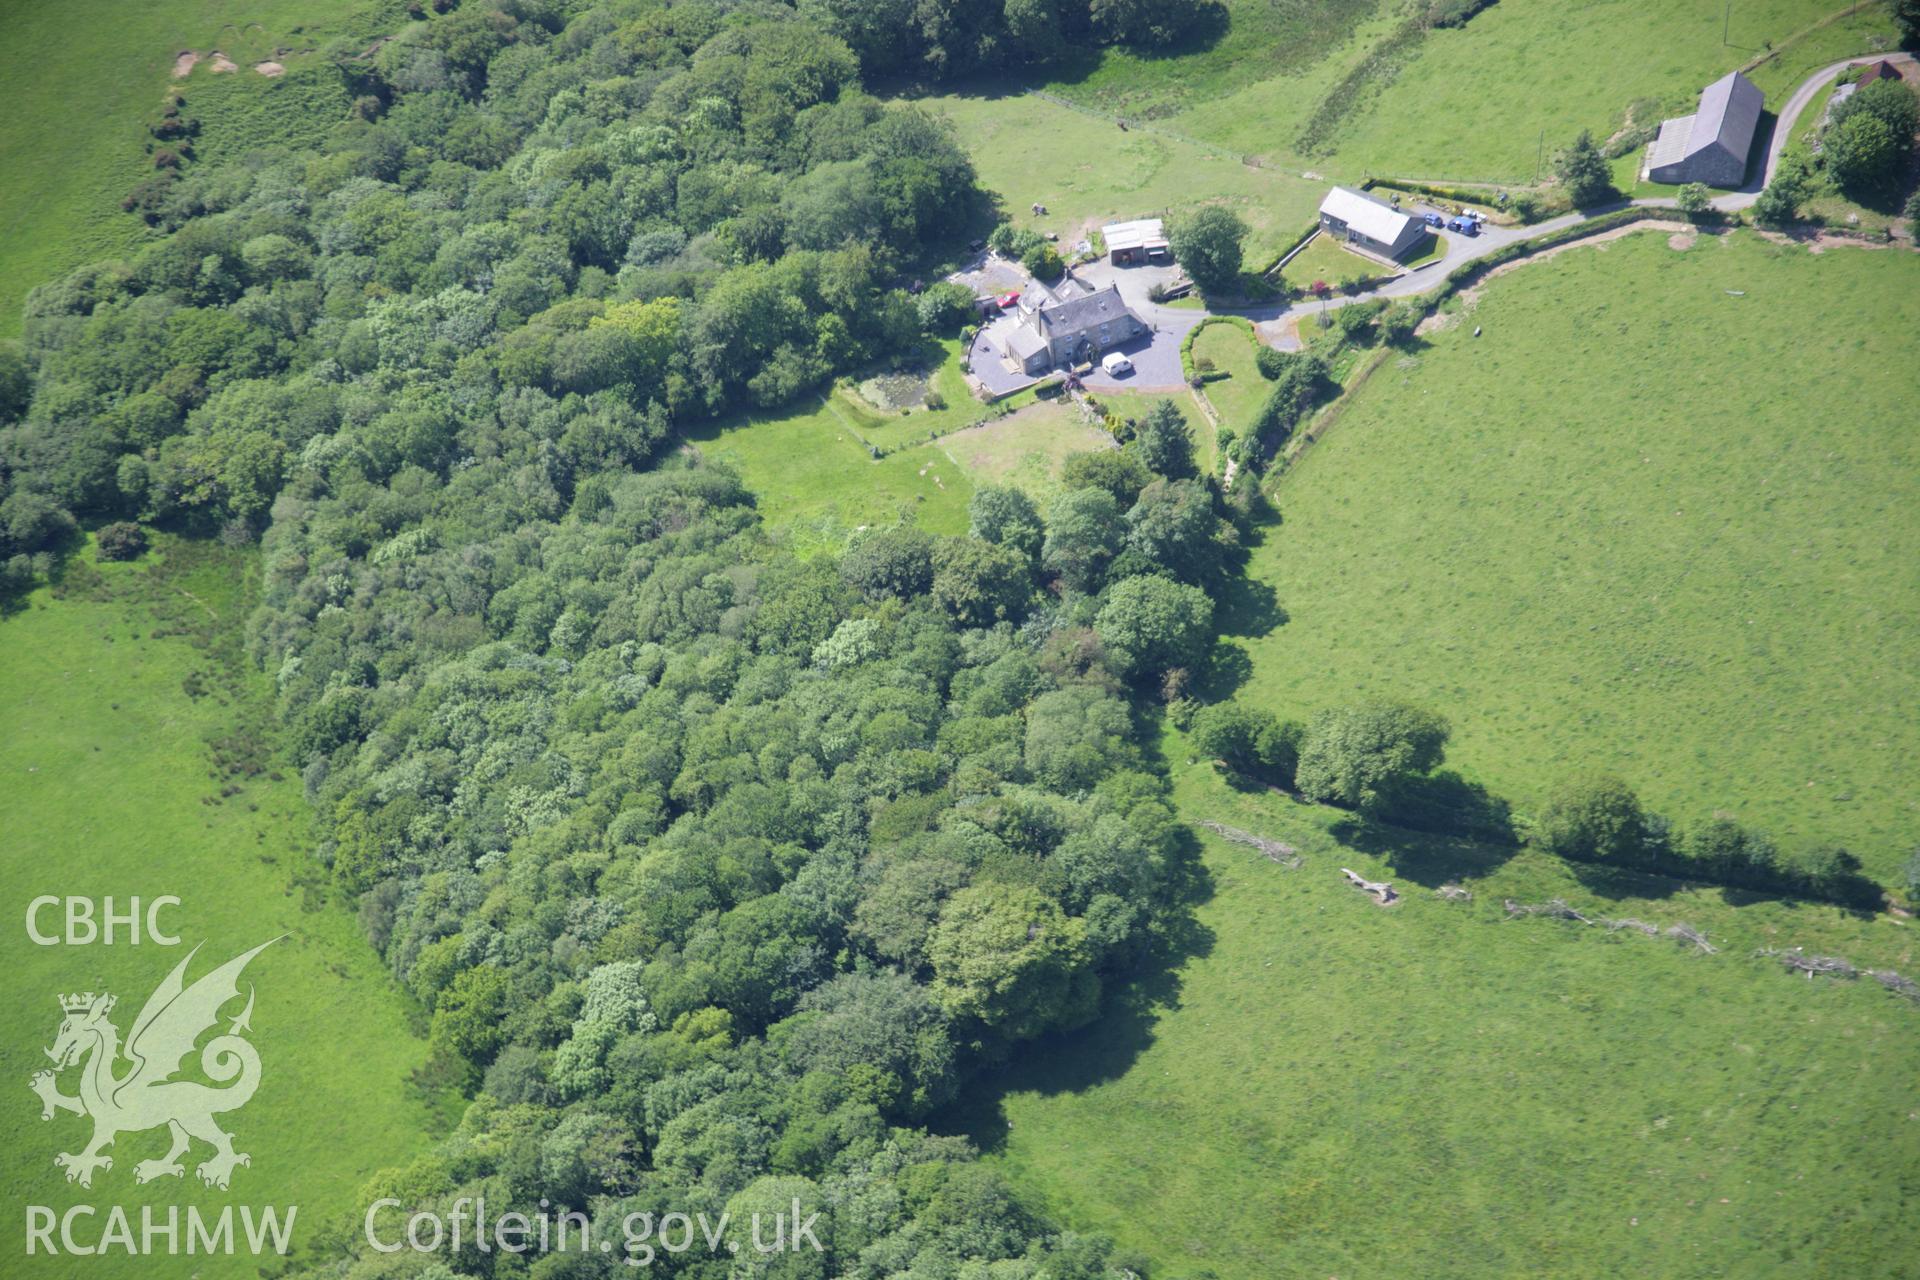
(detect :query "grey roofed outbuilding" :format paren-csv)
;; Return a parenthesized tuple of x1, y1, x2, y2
(1005, 325, 1048, 362)
(1648, 71, 1764, 186)
(1101, 218, 1169, 262)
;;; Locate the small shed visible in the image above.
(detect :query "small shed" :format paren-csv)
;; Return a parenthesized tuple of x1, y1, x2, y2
(1102, 218, 1169, 265)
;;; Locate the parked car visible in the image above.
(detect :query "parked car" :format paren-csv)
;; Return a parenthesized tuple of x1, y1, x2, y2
(998, 291, 1021, 310)
(1101, 352, 1134, 376)
(1447, 217, 1479, 236)
(1422, 212, 1445, 228)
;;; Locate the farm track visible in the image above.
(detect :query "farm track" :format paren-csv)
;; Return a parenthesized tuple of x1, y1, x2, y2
(1230, 52, 1917, 348)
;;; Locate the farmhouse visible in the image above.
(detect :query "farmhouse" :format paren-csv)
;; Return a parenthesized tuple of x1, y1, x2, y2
(1828, 60, 1907, 121)
(1647, 71, 1763, 186)
(1102, 218, 1169, 264)
(1002, 274, 1147, 375)
(1317, 187, 1428, 261)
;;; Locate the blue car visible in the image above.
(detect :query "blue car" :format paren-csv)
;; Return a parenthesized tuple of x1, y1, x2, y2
(1422, 212, 1444, 228)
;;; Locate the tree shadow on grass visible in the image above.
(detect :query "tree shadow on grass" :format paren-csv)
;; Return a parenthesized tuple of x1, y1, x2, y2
(1329, 816, 1514, 887)
(936, 802, 1218, 1155)
(1210, 569, 1285, 642)
(1565, 859, 1684, 902)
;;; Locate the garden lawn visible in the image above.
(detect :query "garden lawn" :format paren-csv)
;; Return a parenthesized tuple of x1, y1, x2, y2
(948, 735, 1920, 1280)
(919, 91, 1324, 266)
(1279, 231, 1390, 292)
(0, 0, 384, 337)
(0, 538, 447, 1277)
(1248, 229, 1920, 883)
(1189, 322, 1266, 437)
(1096, 389, 1217, 475)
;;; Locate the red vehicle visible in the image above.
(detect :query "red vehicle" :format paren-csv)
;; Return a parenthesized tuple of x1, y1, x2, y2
(998, 291, 1021, 310)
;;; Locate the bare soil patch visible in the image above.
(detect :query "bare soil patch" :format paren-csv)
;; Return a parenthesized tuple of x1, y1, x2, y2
(254, 61, 286, 77)
(208, 52, 238, 73)
(172, 51, 201, 78)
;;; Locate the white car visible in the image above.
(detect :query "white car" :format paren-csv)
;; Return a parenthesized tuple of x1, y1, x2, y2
(1101, 352, 1134, 376)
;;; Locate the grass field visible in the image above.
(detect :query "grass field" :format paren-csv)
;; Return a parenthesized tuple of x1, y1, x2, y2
(947, 735, 1920, 1279)
(0, 538, 447, 1276)
(1248, 229, 1920, 883)
(0, 0, 382, 337)
(937, 402, 1116, 499)
(1032, 0, 1379, 122)
(920, 91, 1325, 266)
(684, 393, 976, 552)
(1150, 0, 1897, 184)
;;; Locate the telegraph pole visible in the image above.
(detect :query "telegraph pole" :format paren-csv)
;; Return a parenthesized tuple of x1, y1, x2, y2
(1724, 0, 1732, 46)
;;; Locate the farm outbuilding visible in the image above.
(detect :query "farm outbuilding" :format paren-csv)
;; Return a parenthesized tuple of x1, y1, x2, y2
(1827, 61, 1909, 123)
(1101, 218, 1169, 264)
(1647, 71, 1764, 187)
(1316, 187, 1428, 261)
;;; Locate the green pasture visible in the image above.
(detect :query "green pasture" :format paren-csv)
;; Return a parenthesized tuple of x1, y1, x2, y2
(1166, 0, 1896, 184)
(0, 0, 381, 337)
(920, 91, 1325, 266)
(683, 393, 975, 552)
(949, 733, 1920, 1280)
(1250, 229, 1920, 882)
(0, 538, 447, 1276)
(1032, 0, 1379, 122)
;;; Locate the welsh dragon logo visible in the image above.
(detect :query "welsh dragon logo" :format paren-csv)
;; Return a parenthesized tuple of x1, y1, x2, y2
(29, 939, 277, 1190)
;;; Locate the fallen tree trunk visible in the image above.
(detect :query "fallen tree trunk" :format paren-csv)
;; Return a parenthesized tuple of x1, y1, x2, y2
(1199, 820, 1302, 868)
(1342, 867, 1398, 905)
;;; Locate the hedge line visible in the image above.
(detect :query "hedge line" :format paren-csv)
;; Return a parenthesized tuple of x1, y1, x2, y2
(1364, 175, 1565, 224)
(1254, 220, 1324, 279)
(1180, 315, 1257, 381)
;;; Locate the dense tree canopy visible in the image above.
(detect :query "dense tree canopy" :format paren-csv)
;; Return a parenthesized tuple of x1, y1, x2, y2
(1293, 700, 1449, 812)
(1165, 205, 1247, 295)
(0, 5, 1247, 1276)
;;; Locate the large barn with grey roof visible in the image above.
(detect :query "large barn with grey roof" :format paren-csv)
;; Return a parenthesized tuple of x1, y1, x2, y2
(1647, 71, 1764, 186)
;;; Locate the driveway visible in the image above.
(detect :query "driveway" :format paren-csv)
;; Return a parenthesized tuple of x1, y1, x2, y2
(966, 310, 1046, 398)
(960, 254, 1204, 395)
(1715, 51, 1915, 212)
(1073, 256, 1206, 391)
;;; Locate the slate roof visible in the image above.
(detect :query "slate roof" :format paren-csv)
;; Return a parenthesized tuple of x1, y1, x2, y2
(1655, 71, 1763, 169)
(1005, 325, 1048, 361)
(1036, 284, 1138, 339)
(1647, 113, 1698, 171)
(1318, 186, 1418, 247)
